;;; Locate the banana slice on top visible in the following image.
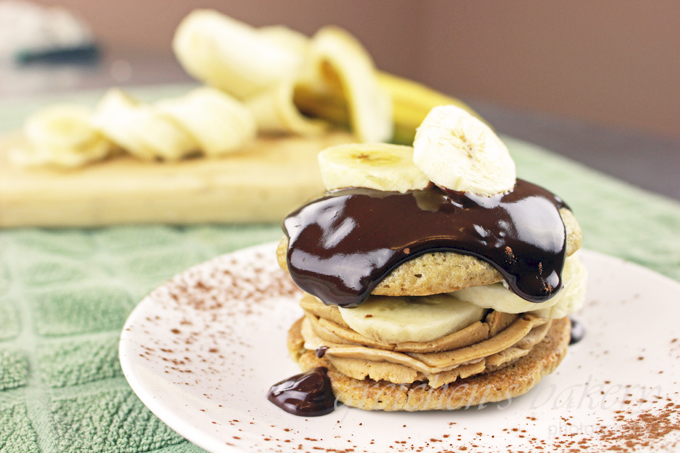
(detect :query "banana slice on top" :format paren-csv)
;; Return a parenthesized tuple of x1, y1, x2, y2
(12, 104, 112, 168)
(413, 105, 516, 196)
(318, 143, 429, 193)
(339, 294, 485, 343)
(156, 87, 256, 157)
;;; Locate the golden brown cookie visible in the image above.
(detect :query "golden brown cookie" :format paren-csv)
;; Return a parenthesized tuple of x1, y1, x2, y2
(277, 208, 581, 296)
(290, 316, 571, 411)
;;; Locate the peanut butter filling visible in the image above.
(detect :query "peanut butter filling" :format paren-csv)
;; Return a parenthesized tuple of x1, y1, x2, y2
(295, 295, 554, 388)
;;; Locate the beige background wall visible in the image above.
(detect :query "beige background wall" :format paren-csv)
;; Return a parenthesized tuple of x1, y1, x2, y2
(33, 0, 680, 138)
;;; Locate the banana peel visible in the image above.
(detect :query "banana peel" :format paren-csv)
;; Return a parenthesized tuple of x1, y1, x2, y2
(295, 70, 486, 146)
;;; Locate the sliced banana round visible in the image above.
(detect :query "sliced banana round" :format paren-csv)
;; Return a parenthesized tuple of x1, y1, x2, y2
(14, 104, 112, 168)
(452, 254, 586, 317)
(155, 87, 256, 157)
(318, 143, 429, 193)
(307, 26, 393, 143)
(92, 89, 198, 161)
(172, 10, 304, 99)
(339, 294, 485, 343)
(413, 105, 516, 196)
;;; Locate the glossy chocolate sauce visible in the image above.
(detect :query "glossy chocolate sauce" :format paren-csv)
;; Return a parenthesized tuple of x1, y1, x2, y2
(267, 367, 336, 416)
(569, 317, 585, 345)
(283, 179, 568, 308)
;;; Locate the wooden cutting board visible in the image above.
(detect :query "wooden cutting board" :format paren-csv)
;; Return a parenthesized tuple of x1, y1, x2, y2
(0, 131, 354, 227)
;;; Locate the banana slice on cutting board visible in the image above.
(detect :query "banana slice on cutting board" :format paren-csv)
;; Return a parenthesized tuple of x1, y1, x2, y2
(155, 87, 256, 157)
(339, 294, 485, 343)
(413, 105, 516, 196)
(11, 104, 113, 168)
(92, 89, 198, 161)
(173, 10, 305, 100)
(452, 253, 587, 318)
(318, 143, 429, 192)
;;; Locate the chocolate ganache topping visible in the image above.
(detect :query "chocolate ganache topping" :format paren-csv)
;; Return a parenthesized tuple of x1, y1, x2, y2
(283, 179, 568, 308)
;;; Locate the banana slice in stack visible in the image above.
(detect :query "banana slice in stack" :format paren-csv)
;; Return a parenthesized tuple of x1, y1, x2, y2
(92, 89, 198, 161)
(318, 143, 429, 192)
(11, 104, 113, 168)
(155, 87, 256, 157)
(339, 294, 485, 343)
(530, 254, 588, 319)
(452, 254, 587, 318)
(413, 105, 516, 196)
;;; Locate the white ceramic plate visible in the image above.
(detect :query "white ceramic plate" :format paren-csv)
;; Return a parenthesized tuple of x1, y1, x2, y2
(120, 243, 680, 453)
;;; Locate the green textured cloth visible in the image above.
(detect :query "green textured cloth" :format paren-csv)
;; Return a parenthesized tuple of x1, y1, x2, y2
(1, 86, 680, 453)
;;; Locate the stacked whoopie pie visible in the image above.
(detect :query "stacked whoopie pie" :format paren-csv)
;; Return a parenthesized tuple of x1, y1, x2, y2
(276, 106, 586, 411)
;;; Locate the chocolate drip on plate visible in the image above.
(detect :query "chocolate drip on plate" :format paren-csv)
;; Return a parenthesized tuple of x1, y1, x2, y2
(283, 180, 568, 308)
(268, 367, 336, 416)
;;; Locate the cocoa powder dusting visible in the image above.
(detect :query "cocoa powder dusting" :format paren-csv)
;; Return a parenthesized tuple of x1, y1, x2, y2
(594, 401, 680, 451)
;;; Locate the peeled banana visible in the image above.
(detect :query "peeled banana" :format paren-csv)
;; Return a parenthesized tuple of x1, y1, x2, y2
(413, 105, 515, 196)
(172, 11, 394, 142)
(338, 294, 485, 343)
(317, 143, 429, 192)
